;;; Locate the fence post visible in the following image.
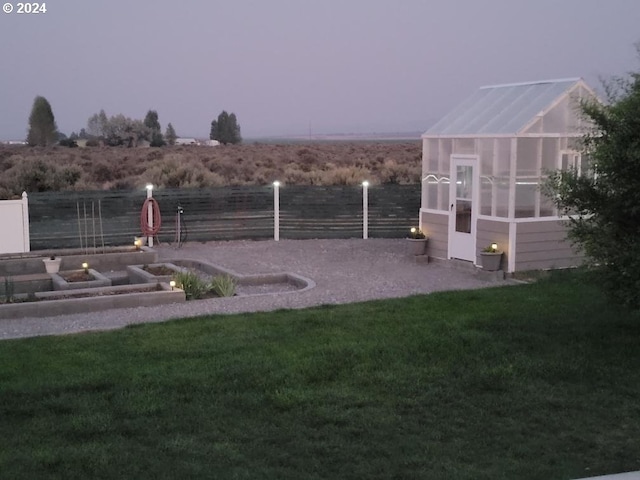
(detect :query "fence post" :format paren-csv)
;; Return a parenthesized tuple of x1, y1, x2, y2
(22, 191, 30, 252)
(273, 181, 280, 241)
(362, 181, 369, 239)
(146, 184, 154, 247)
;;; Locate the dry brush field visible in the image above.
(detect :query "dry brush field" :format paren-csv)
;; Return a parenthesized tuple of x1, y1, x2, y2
(0, 141, 421, 198)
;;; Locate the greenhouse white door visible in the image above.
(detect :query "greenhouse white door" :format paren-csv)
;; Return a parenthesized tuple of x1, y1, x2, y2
(448, 157, 478, 262)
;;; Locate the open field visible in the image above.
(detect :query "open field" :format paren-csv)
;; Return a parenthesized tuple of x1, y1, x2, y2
(1, 270, 639, 479)
(0, 141, 421, 197)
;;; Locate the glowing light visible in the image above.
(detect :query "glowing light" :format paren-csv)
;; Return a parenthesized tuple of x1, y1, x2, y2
(362, 181, 369, 187)
(273, 181, 280, 187)
(491, 242, 498, 252)
(169, 280, 176, 290)
(145, 184, 153, 191)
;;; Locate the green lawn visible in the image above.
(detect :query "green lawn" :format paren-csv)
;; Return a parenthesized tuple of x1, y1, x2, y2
(0, 271, 639, 480)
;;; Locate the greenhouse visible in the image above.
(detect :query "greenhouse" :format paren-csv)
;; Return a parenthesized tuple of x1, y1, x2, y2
(420, 78, 597, 272)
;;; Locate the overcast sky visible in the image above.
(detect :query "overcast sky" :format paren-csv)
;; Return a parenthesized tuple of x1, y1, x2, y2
(1, 0, 639, 140)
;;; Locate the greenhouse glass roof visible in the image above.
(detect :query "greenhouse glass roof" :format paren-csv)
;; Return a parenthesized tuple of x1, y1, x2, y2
(424, 78, 582, 137)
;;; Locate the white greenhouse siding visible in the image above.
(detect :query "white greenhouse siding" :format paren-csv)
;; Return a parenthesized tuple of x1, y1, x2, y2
(476, 219, 510, 267)
(419, 210, 448, 260)
(514, 220, 582, 271)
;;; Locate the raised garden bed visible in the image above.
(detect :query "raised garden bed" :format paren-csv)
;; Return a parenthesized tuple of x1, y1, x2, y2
(51, 269, 112, 291)
(0, 246, 157, 276)
(127, 263, 187, 284)
(0, 282, 185, 320)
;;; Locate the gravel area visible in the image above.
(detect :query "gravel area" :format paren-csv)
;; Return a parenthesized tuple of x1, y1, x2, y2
(0, 239, 516, 340)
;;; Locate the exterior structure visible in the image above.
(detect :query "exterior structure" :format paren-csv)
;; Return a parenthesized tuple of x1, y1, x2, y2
(0, 191, 30, 254)
(175, 137, 198, 146)
(420, 78, 597, 272)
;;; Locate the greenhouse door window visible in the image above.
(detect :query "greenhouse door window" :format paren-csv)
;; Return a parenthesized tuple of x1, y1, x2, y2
(449, 157, 477, 262)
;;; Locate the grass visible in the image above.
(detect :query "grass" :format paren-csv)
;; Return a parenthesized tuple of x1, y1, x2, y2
(0, 270, 639, 479)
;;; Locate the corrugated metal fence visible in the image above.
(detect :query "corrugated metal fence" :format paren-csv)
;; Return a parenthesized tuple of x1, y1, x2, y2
(28, 185, 420, 249)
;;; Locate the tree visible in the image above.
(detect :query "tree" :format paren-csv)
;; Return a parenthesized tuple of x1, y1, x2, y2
(144, 110, 165, 147)
(143, 110, 161, 132)
(545, 58, 640, 309)
(86, 110, 149, 147)
(87, 109, 108, 138)
(210, 110, 241, 145)
(165, 122, 177, 145)
(26, 96, 58, 146)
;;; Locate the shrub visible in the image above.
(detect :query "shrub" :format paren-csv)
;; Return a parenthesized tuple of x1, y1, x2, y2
(210, 274, 236, 297)
(1, 276, 15, 303)
(173, 271, 208, 300)
(59, 138, 78, 148)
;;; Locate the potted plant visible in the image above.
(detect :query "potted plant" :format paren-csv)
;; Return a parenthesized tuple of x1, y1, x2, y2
(480, 243, 503, 271)
(43, 255, 62, 274)
(407, 227, 428, 256)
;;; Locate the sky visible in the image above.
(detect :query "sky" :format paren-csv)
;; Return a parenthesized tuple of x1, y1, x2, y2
(1, 0, 639, 140)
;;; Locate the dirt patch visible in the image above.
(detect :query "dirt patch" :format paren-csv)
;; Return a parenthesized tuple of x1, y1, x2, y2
(142, 265, 176, 276)
(61, 271, 94, 282)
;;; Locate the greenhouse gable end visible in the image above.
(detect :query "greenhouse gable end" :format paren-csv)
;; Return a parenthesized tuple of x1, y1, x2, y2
(420, 78, 598, 272)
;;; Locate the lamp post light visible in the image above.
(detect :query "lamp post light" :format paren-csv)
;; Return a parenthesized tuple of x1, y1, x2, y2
(273, 181, 280, 242)
(362, 181, 369, 240)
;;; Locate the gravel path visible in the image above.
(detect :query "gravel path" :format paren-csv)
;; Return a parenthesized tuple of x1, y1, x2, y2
(0, 239, 515, 340)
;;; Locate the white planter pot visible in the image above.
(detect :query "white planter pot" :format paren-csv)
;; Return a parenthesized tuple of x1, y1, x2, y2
(43, 257, 62, 274)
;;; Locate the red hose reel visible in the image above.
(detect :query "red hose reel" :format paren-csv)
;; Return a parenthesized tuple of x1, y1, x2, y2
(140, 197, 162, 237)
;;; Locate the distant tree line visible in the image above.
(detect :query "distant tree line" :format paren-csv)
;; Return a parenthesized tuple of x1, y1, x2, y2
(24, 96, 241, 148)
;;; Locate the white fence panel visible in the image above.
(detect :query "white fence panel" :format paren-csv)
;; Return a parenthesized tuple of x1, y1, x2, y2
(0, 192, 30, 254)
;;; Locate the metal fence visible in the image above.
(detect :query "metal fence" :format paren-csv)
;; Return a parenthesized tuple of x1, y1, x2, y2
(28, 184, 421, 250)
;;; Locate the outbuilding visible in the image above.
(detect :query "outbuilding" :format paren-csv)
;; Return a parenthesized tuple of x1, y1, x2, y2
(420, 78, 598, 272)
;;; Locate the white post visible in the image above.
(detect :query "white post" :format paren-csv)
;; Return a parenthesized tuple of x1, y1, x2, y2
(273, 181, 280, 241)
(146, 184, 154, 247)
(21, 191, 30, 252)
(362, 181, 369, 240)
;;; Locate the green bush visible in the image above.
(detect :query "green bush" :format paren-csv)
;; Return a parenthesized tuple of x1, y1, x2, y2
(210, 274, 236, 297)
(173, 271, 208, 300)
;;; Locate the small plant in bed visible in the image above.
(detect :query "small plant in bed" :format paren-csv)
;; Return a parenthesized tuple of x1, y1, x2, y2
(172, 272, 236, 299)
(1, 276, 15, 304)
(210, 274, 236, 297)
(173, 271, 208, 300)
